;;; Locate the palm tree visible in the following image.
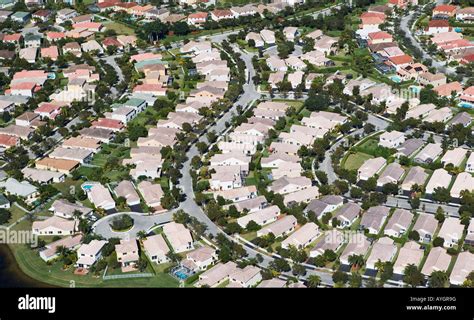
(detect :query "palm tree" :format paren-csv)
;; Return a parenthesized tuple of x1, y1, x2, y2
(73, 209, 82, 220)
(429, 271, 449, 288)
(136, 231, 147, 239)
(55, 245, 70, 258)
(403, 264, 424, 288)
(374, 259, 385, 274)
(306, 275, 321, 288)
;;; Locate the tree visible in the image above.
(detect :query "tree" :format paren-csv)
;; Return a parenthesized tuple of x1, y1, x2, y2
(408, 230, 420, 241)
(0, 209, 12, 225)
(429, 271, 449, 288)
(462, 271, 474, 288)
(409, 196, 420, 209)
(348, 254, 364, 270)
(433, 237, 445, 247)
(432, 187, 451, 203)
(379, 262, 394, 283)
(349, 272, 362, 288)
(332, 270, 348, 285)
(306, 274, 321, 288)
(128, 124, 148, 141)
(269, 258, 291, 273)
(246, 220, 261, 232)
(137, 257, 148, 272)
(403, 264, 424, 287)
(196, 141, 208, 154)
(292, 264, 306, 277)
(435, 206, 446, 223)
(224, 222, 242, 234)
(172, 21, 190, 36)
(302, 37, 315, 53)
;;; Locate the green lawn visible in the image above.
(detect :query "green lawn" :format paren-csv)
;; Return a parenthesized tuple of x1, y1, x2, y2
(53, 178, 85, 199)
(102, 21, 136, 36)
(353, 138, 380, 156)
(90, 144, 130, 167)
(343, 152, 373, 171)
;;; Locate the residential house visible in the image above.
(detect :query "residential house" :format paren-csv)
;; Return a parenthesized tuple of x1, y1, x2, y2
(366, 237, 397, 269)
(357, 157, 386, 181)
(181, 246, 217, 272)
(257, 215, 297, 238)
(237, 205, 280, 228)
(421, 247, 451, 276)
(32, 216, 76, 236)
(115, 239, 139, 268)
(76, 240, 107, 269)
(310, 229, 344, 257)
(163, 222, 194, 253)
(393, 241, 424, 275)
(281, 222, 320, 249)
(87, 183, 115, 211)
(425, 168, 452, 195)
(413, 213, 438, 242)
(40, 235, 82, 262)
(384, 209, 414, 238)
(334, 202, 362, 228)
(438, 217, 464, 248)
(360, 205, 390, 234)
(377, 162, 405, 187)
(142, 234, 169, 264)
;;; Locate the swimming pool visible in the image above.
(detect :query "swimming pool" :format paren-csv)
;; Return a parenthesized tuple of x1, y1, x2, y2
(390, 75, 402, 83)
(409, 85, 421, 94)
(81, 183, 96, 192)
(171, 266, 193, 280)
(455, 27, 462, 33)
(459, 102, 473, 109)
(174, 271, 188, 280)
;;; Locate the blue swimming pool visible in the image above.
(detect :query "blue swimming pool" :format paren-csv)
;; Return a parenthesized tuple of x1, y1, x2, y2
(390, 75, 402, 83)
(81, 183, 94, 192)
(175, 271, 188, 280)
(171, 266, 193, 280)
(410, 85, 421, 94)
(459, 102, 473, 109)
(455, 27, 462, 33)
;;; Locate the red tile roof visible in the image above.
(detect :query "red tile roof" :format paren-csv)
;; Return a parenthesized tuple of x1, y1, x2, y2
(0, 134, 18, 147)
(368, 31, 393, 40)
(3, 33, 22, 42)
(389, 54, 414, 65)
(103, 37, 123, 48)
(428, 19, 450, 28)
(11, 82, 36, 90)
(189, 12, 208, 19)
(92, 118, 124, 130)
(462, 54, 474, 64)
(35, 103, 62, 114)
(133, 84, 166, 92)
(433, 5, 457, 13)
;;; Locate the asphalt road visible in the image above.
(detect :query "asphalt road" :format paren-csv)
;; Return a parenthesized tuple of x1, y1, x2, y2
(399, 0, 456, 77)
(93, 211, 173, 239)
(176, 45, 260, 237)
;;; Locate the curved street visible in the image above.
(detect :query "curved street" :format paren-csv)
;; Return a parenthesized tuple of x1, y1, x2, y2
(92, 211, 173, 239)
(399, 0, 456, 77)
